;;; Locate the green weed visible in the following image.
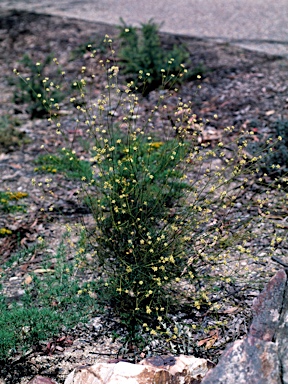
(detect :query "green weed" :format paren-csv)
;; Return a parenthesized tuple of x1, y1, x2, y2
(70, 61, 283, 341)
(34, 150, 93, 181)
(85, 133, 194, 332)
(0, 237, 99, 361)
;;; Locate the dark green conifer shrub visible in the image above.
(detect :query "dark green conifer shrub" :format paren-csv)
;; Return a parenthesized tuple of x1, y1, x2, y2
(118, 19, 191, 94)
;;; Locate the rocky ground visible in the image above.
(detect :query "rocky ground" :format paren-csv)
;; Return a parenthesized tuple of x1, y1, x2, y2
(0, 9, 287, 384)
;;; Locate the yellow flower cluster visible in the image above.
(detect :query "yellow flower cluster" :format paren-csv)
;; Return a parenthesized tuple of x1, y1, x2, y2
(0, 228, 12, 235)
(7, 192, 28, 200)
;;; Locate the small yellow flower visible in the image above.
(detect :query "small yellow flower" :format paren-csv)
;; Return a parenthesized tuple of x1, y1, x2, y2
(149, 142, 163, 149)
(146, 306, 152, 314)
(0, 228, 12, 235)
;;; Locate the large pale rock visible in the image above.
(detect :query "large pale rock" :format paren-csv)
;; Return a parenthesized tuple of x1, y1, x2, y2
(28, 376, 57, 384)
(140, 354, 208, 381)
(64, 355, 208, 384)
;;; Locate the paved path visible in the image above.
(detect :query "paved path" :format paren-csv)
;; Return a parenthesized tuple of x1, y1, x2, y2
(1, 0, 288, 57)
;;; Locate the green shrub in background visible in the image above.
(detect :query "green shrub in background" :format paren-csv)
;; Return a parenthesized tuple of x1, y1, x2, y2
(13, 54, 65, 118)
(118, 19, 192, 94)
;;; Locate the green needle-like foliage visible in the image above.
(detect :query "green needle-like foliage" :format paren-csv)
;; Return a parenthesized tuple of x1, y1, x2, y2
(118, 19, 191, 94)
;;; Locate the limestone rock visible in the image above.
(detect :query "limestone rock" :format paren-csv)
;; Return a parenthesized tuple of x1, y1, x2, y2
(202, 270, 287, 384)
(64, 355, 208, 384)
(249, 269, 286, 341)
(140, 354, 208, 380)
(275, 269, 288, 384)
(28, 376, 58, 384)
(201, 336, 280, 384)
